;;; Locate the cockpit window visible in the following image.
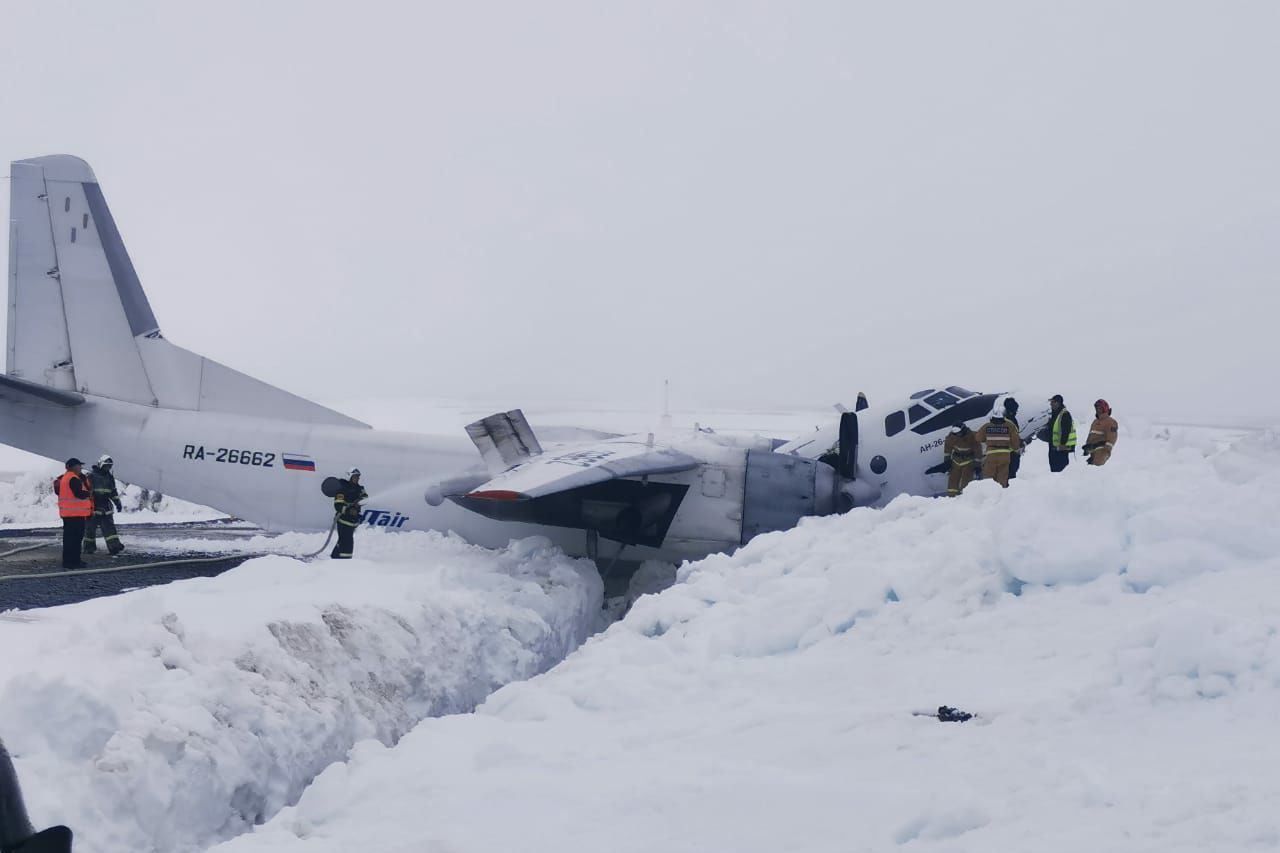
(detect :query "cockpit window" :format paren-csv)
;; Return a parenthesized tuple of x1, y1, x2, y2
(923, 390, 959, 409)
(946, 386, 976, 398)
(885, 410, 906, 437)
(909, 389, 936, 400)
(908, 404, 930, 423)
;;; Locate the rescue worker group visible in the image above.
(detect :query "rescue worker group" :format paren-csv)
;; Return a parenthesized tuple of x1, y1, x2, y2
(51, 462, 370, 569)
(940, 395, 1119, 496)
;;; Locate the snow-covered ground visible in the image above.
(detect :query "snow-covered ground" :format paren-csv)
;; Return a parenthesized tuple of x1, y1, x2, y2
(191, 424, 1280, 853)
(5, 404, 1280, 852)
(0, 532, 602, 853)
(0, 469, 226, 528)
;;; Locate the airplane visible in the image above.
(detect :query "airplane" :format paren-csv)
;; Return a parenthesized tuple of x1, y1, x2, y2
(1, 155, 1052, 567)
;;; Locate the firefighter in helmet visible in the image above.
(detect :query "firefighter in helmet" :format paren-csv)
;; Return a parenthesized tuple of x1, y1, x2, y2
(1083, 399, 1119, 465)
(331, 468, 368, 559)
(84, 454, 125, 555)
(942, 423, 980, 495)
(975, 396, 1023, 487)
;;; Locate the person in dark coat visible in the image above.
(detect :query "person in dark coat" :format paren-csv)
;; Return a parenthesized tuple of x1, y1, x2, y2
(84, 454, 125, 555)
(1037, 394, 1077, 473)
(1003, 397, 1023, 479)
(331, 468, 368, 559)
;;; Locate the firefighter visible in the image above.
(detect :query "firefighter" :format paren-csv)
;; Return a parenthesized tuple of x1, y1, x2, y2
(1037, 394, 1077, 472)
(943, 423, 980, 495)
(53, 458, 92, 569)
(1083, 399, 1119, 465)
(84, 454, 125, 555)
(975, 397, 1023, 487)
(331, 468, 368, 559)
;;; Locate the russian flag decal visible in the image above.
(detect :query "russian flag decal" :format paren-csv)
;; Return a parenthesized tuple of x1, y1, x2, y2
(282, 453, 316, 472)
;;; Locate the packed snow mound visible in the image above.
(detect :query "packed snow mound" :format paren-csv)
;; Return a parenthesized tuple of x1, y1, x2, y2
(0, 468, 224, 526)
(0, 532, 602, 853)
(216, 430, 1280, 853)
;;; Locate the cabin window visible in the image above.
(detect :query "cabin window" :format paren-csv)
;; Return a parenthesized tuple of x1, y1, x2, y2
(885, 410, 906, 437)
(70, 227, 77, 243)
(923, 390, 958, 409)
(946, 386, 976, 398)
(909, 389, 936, 400)
(83, 213, 89, 228)
(64, 197, 71, 212)
(908, 404, 930, 423)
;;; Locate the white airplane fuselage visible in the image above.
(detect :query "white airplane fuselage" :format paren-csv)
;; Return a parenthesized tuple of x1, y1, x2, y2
(0, 393, 775, 562)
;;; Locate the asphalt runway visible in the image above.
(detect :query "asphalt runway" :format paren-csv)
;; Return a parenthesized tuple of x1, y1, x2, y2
(0, 521, 267, 611)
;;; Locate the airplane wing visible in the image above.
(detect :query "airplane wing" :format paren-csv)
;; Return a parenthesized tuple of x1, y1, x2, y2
(464, 438, 699, 501)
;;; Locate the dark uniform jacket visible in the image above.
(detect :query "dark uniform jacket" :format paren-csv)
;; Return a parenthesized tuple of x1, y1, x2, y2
(334, 479, 369, 527)
(943, 428, 980, 466)
(89, 466, 121, 514)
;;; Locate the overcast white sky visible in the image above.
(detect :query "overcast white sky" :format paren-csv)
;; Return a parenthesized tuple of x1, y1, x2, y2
(2, 1, 1278, 422)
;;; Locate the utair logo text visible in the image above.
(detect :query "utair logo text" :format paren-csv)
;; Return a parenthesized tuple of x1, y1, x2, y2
(361, 508, 409, 528)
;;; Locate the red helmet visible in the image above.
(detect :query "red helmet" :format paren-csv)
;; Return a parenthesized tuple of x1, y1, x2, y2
(1094, 398, 1111, 414)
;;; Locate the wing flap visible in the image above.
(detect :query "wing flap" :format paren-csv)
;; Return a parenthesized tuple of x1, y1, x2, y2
(464, 439, 699, 500)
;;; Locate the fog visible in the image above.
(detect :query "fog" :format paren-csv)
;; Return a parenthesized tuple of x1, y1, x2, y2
(3, 1, 1278, 423)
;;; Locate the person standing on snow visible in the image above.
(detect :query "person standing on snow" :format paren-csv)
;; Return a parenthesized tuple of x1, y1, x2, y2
(84, 454, 125, 555)
(942, 423, 980, 495)
(1082, 399, 1119, 465)
(975, 397, 1023, 487)
(53, 458, 92, 569)
(1037, 394, 1076, 473)
(331, 468, 368, 559)
(1002, 397, 1024, 479)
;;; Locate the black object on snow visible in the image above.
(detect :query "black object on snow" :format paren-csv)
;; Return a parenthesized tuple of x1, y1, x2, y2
(936, 706, 973, 723)
(1, 739, 72, 853)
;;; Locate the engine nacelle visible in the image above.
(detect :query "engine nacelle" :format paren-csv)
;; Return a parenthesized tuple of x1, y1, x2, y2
(740, 450, 837, 545)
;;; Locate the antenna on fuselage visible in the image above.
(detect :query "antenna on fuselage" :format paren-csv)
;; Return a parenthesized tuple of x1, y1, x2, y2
(660, 379, 672, 430)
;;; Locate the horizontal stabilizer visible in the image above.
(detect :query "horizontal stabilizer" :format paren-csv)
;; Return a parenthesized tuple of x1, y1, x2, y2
(465, 438, 699, 501)
(0, 373, 85, 407)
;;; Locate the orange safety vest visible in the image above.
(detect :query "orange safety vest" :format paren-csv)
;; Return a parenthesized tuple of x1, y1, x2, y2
(56, 471, 93, 518)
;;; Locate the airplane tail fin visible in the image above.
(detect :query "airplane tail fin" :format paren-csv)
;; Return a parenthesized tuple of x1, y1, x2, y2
(7, 156, 365, 427)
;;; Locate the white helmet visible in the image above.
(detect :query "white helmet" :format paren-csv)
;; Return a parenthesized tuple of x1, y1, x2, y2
(990, 396, 1010, 419)
(346, 467, 361, 479)
(97, 454, 113, 467)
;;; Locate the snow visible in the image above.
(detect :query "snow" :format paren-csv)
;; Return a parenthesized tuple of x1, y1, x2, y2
(0, 469, 225, 528)
(5, 409, 1280, 852)
(202, 425, 1280, 853)
(0, 532, 602, 853)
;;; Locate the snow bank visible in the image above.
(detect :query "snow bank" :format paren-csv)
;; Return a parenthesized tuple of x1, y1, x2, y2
(216, 429, 1280, 853)
(0, 469, 224, 527)
(0, 532, 602, 853)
